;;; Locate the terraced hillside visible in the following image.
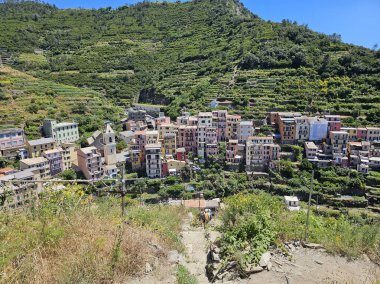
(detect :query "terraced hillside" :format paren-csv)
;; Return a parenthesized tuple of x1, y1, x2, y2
(0, 66, 123, 138)
(0, 0, 379, 124)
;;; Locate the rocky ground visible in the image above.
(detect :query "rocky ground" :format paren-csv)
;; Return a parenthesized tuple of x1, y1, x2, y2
(127, 213, 379, 284)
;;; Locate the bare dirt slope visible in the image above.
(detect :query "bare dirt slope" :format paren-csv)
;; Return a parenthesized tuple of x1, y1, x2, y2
(246, 248, 379, 284)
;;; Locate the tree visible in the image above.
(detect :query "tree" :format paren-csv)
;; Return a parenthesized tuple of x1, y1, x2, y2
(280, 160, 294, 179)
(59, 169, 77, 180)
(299, 158, 313, 172)
(116, 141, 128, 153)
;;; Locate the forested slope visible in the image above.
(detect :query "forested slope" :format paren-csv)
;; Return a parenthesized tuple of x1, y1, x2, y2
(0, 0, 379, 125)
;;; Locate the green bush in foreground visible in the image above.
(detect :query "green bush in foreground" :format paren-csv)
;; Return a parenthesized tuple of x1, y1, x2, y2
(220, 192, 380, 269)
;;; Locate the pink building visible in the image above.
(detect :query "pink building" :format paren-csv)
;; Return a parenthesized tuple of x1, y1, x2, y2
(357, 128, 368, 140)
(161, 160, 169, 177)
(324, 115, 341, 133)
(176, 148, 187, 161)
(0, 128, 25, 156)
(226, 140, 239, 163)
(177, 126, 197, 154)
(212, 110, 227, 142)
(155, 113, 171, 127)
(206, 144, 218, 157)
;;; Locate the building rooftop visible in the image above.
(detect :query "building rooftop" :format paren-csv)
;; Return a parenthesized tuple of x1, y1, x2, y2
(330, 131, 349, 134)
(0, 167, 15, 174)
(240, 121, 253, 126)
(284, 196, 299, 202)
(305, 142, 318, 149)
(55, 122, 78, 127)
(198, 112, 213, 117)
(145, 143, 162, 149)
(43, 149, 61, 155)
(0, 128, 23, 134)
(28, 137, 55, 146)
(79, 146, 97, 154)
(14, 168, 38, 179)
(119, 131, 135, 137)
(20, 157, 48, 165)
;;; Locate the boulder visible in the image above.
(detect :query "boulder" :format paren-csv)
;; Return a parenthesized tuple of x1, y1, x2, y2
(224, 261, 238, 271)
(243, 265, 263, 274)
(267, 261, 273, 271)
(145, 262, 153, 273)
(168, 250, 184, 264)
(259, 252, 272, 267)
(212, 252, 221, 263)
(303, 243, 324, 249)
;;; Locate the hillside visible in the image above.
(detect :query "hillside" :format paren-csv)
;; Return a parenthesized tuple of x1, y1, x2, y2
(0, 66, 123, 138)
(0, 0, 379, 124)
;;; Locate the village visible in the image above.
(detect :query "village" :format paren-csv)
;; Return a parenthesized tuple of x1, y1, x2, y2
(1, 105, 380, 209)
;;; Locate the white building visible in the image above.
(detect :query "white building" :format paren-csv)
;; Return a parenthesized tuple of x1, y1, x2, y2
(43, 119, 79, 143)
(295, 116, 309, 141)
(284, 196, 300, 211)
(305, 141, 318, 160)
(308, 117, 328, 141)
(103, 124, 117, 166)
(197, 112, 213, 159)
(145, 143, 162, 178)
(238, 121, 254, 143)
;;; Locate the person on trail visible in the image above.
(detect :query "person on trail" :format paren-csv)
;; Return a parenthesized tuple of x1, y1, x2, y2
(200, 209, 206, 228)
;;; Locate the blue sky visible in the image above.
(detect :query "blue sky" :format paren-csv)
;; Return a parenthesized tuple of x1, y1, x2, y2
(44, 0, 379, 49)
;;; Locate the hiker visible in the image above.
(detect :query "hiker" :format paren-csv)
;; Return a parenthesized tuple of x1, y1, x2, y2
(200, 209, 206, 228)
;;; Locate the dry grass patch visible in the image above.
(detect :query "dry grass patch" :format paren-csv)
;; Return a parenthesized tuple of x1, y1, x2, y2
(1, 188, 185, 283)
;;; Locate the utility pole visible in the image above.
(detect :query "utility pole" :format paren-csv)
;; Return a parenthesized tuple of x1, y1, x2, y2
(304, 170, 314, 241)
(121, 164, 126, 218)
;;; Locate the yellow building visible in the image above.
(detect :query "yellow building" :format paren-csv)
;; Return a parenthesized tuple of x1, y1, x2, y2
(158, 124, 178, 157)
(26, 138, 56, 158)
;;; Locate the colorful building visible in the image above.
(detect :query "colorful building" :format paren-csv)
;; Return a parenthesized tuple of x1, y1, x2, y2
(26, 138, 56, 158)
(77, 146, 103, 180)
(145, 143, 162, 178)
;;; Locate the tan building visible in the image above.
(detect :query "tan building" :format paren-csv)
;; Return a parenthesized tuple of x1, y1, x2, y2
(330, 131, 348, 155)
(366, 127, 380, 142)
(20, 157, 51, 179)
(341, 127, 358, 142)
(305, 141, 318, 160)
(26, 138, 56, 158)
(246, 136, 280, 168)
(167, 159, 186, 175)
(0, 168, 41, 209)
(226, 114, 241, 140)
(146, 130, 159, 145)
(59, 142, 78, 171)
(77, 146, 103, 180)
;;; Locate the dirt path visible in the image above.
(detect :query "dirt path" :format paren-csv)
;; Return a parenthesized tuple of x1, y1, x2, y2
(181, 213, 210, 284)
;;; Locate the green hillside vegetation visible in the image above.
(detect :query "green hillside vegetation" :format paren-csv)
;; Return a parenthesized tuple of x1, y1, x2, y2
(220, 193, 380, 271)
(0, 66, 123, 139)
(0, 0, 379, 124)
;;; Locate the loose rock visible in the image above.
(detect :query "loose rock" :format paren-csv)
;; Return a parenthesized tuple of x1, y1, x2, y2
(259, 252, 272, 267)
(145, 262, 153, 273)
